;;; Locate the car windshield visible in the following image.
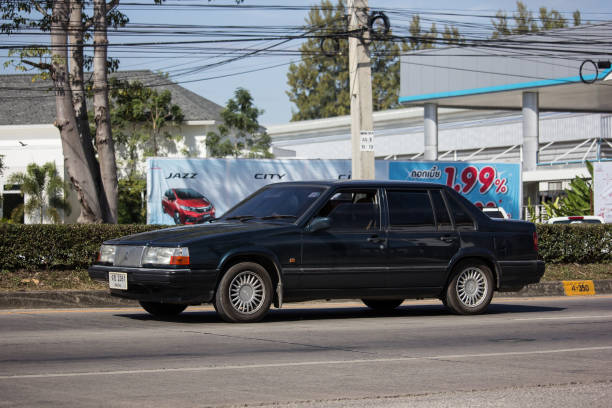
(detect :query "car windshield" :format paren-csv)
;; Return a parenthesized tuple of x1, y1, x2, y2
(223, 185, 326, 222)
(174, 189, 204, 199)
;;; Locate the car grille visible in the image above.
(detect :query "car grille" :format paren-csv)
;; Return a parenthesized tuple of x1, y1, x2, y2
(114, 246, 145, 267)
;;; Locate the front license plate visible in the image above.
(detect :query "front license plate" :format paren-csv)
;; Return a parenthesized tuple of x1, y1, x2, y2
(109, 272, 128, 290)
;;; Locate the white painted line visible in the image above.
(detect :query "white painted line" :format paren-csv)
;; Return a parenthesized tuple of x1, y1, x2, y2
(2, 346, 612, 380)
(512, 315, 612, 321)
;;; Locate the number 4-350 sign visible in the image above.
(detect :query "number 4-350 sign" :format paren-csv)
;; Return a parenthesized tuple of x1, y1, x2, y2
(444, 166, 508, 195)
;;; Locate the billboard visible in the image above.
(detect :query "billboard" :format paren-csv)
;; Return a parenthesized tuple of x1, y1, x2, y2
(147, 158, 388, 225)
(389, 161, 521, 219)
(594, 162, 612, 223)
(147, 158, 522, 224)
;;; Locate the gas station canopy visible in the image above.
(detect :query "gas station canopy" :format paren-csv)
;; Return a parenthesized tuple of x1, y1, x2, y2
(399, 22, 612, 112)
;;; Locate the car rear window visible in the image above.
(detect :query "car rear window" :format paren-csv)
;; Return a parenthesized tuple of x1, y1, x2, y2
(387, 190, 435, 229)
(446, 193, 476, 230)
(430, 190, 453, 230)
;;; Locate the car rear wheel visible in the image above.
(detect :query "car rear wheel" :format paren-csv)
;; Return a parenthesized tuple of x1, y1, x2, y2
(139, 301, 187, 317)
(445, 261, 494, 315)
(362, 298, 404, 311)
(215, 262, 273, 323)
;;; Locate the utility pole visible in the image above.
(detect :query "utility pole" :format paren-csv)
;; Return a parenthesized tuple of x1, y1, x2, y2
(348, 0, 375, 180)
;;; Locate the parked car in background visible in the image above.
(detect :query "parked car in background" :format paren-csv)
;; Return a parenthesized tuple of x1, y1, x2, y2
(90, 181, 544, 323)
(482, 206, 509, 219)
(547, 216, 604, 224)
(162, 188, 215, 225)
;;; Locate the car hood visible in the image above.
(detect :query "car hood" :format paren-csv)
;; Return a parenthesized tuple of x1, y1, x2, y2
(176, 198, 211, 207)
(105, 221, 292, 246)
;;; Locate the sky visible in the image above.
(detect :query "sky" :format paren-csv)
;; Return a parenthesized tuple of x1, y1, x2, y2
(2, 0, 612, 125)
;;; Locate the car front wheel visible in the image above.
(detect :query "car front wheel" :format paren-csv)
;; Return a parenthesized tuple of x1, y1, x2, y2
(215, 262, 273, 323)
(139, 301, 187, 317)
(445, 261, 494, 315)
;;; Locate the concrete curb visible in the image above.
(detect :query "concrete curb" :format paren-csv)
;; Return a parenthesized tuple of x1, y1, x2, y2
(1, 280, 611, 309)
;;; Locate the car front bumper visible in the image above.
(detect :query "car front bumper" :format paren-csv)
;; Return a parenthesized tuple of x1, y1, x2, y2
(88, 265, 217, 304)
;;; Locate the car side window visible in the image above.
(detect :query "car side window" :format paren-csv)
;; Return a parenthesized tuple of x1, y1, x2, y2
(316, 189, 379, 231)
(446, 193, 476, 230)
(387, 190, 435, 230)
(430, 190, 453, 231)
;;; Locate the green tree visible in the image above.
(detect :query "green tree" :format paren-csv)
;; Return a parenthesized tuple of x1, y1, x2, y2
(286, 1, 462, 121)
(109, 77, 184, 174)
(7, 162, 71, 224)
(118, 177, 146, 224)
(205, 88, 272, 158)
(1, 1, 129, 223)
(492, 1, 580, 38)
(542, 162, 594, 218)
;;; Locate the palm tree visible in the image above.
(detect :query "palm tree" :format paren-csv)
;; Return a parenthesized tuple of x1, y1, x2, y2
(7, 162, 71, 224)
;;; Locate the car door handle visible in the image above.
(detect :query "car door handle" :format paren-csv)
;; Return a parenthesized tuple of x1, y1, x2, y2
(367, 236, 387, 244)
(440, 235, 457, 243)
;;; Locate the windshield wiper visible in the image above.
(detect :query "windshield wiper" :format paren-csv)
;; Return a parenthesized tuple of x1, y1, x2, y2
(225, 215, 257, 222)
(260, 215, 298, 220)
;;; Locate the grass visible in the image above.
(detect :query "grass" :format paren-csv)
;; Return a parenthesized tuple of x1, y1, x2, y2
(1, 264, 610, 292)
(0, 269, 106, 292)
(541, 263, 612, 282)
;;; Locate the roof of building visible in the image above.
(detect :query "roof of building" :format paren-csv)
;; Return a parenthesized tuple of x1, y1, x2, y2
(399, 21, 612, 112)
(0, 70, 223, 126)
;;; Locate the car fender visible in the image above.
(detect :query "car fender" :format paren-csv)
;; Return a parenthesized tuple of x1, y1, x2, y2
(445, 247, 502, 289)
(217, 247, 284, 308)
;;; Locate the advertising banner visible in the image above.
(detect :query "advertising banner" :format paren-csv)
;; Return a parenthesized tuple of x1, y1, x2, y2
(594, 162, 612, 223)
(389, 161, 522, 219)
(148, 158, 522, 224)
(147, 158, 389, 225)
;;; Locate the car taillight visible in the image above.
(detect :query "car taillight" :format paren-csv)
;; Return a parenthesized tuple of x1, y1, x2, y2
(568, 216, 584, 220)
(533, 231, 538, 252)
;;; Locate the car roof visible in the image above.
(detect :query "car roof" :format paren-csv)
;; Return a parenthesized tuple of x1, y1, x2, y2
(266, 180, 452, 189)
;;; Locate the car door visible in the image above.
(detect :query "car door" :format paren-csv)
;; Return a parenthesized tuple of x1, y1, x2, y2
(300, 188, 387, 290)
(385, 188, 459, 289)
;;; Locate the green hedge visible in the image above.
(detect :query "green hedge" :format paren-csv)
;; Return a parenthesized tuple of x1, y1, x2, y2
(536, 224, 611, 264)
(0, 224, 163, 271)
(0, 224, 610, 271)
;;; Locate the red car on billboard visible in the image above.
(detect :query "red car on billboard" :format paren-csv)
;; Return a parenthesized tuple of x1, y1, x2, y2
(162, 188, 215, 225)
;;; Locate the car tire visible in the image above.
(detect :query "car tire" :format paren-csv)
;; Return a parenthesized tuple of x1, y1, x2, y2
(139, 301, 187, 317)
(214, 262, 273, 323)
(173, 212, 181, 225)
(362, 298, 404, 311)
(445, 260, 494, 315)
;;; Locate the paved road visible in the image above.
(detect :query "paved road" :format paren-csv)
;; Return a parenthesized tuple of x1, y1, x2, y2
(1, 296, 611, 407)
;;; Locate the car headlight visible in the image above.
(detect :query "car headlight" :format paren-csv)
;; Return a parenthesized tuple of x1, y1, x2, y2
(179, 205, 194, 211)
(142, 247, 190, 265)
(98, 245, 116, 264)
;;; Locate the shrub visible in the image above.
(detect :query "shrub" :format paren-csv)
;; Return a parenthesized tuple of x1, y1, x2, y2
(0, 224, 609, 272)
(0, 224, 163, 271)
(536, 224, 611, 264)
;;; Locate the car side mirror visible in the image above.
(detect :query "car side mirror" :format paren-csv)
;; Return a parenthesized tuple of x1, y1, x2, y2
(306, 217, 331, 233)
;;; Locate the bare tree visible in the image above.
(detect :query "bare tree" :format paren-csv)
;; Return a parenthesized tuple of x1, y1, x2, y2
(93, 0, 118, 223)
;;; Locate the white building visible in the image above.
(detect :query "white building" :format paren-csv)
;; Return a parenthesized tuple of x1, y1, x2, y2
(267, 107, 612, 215)
(0, 70, 222, 223)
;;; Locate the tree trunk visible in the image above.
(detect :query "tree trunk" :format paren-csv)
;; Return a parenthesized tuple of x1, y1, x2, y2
(93, 0, 119, 223)
(69, 0, 112, 222)
(51, 0, 105, 223)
